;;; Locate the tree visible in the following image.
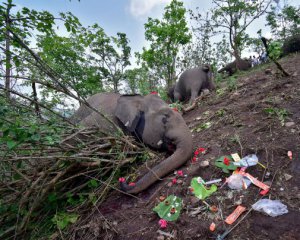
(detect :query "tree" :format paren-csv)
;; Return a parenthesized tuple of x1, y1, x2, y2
(210, 0, 272, 68)
(266, 1, 300, 40)
(0, 0, 80, 106)
(90, 27, 131, 93)
(139, 0, 191, 88)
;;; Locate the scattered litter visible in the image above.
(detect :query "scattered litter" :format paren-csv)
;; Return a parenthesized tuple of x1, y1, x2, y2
(252, 199, 288, 217)
(227, 174, 252, 190)
(287, 151, 292, 160)
(157, 230, 175, 238)
(240, 172, 270, 190)
(225, 205, 246, 224)
(153, 195, 183, 221)
(205, 178, 222, 185)
(265, 171, 271, 179)
(231, 153, 241, 162)
(190, 177, 217, 200)
(209, 222, 216, 232)
(233, 154, 266, 169)
(260, 189, 269, 196)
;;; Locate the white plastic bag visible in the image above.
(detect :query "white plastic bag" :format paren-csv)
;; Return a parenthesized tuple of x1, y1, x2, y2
(227, 174, 251, 190)
(252, 199, 288, 217)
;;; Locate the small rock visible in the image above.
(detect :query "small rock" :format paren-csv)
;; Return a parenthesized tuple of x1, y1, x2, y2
(265, 68, 272, 75)
(284, 173, 293, 181)
(280, 187, 284, 191)
(292, 71, 298, 77)
(226, 191, 233, 199)
(202, 89, 210, 96)
(112, 221, 118, 226)
(121, 203, 132, 210)
(157, 235, 165, 240)
(234, 199, 243, 205)
(167, 182, 173, 187)
(200, 160, 209, 167)
(285, 122, 295, 127)
(265, 172, 271, 179)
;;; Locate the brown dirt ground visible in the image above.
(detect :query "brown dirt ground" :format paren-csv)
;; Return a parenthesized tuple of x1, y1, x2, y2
(72, 54, 300, 240)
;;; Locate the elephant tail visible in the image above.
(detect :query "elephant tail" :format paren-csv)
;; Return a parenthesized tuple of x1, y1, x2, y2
(121, 127, 193, 194)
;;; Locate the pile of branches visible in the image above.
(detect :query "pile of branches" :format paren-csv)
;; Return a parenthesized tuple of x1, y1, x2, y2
(0, 126, 147, 239)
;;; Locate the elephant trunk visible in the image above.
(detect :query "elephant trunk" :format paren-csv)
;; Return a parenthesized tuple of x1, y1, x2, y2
(123, 127, 193, 194)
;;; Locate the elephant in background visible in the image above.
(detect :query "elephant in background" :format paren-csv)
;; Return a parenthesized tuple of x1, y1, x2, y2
(71, 93, 193, 194)
(218, 59, 251, 76)
(170, 65, 215, 103)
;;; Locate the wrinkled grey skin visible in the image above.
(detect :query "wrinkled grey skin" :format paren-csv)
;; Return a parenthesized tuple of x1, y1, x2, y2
(167, 85, 176, 103)
(218, 59, 251, 76)
(71, 93, 193, 194)
(173, 65, 215, 103)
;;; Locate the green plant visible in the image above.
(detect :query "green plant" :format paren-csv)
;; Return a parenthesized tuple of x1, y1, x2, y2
(227, 76, 237, 91)
(51, 212, 79, 230)
(264, 107, 289, 126)
(268, 41, 283, 60)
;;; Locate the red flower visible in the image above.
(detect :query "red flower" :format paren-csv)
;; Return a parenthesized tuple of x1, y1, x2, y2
(172, 178, 177, 184)
(172, 107, 178, 112)
(128, 182, 135, 186)
(150, 91, 158, 95)
(192, 157, 197, 162)
(158, 219, 168, 228)
(118, 177, 125, 183)
(198, 147, 206, 153)
(223, 157, 230, 166)
(189, 187, 194, 192)
(194, 150, 199, 156)
(177, 170, 183, 176)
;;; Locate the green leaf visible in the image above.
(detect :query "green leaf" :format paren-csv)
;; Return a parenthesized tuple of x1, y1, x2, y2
(190, 177, 217, 200)
(214, 155, 237, 173)
(52, 212, 79, 230)
(153, 195, 182, 221)
(48, 192, 57, 203)
(88, 179, 99, 188)
(7, 140, 17, 149)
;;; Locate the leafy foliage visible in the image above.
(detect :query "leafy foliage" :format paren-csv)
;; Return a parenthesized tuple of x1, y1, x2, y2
(190, 177, 218, 200)
(153, 195, 183, 221)
(139, 0, 191, 88)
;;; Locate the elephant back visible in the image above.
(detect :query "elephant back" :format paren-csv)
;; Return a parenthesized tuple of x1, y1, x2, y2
(71, 93, 121, 132)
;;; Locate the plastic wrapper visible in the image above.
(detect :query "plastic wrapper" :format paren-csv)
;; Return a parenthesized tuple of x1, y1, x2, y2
(252, 199, 288, 217)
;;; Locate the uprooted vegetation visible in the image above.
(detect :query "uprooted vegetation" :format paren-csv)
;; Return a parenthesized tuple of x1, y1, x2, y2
(0, 100, 156, 238)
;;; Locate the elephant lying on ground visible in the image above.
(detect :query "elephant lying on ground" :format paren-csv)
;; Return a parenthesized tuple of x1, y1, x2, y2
(71, 93, 193, 194)
(218, 59, 251, 76)
(170, 65, 215, 103)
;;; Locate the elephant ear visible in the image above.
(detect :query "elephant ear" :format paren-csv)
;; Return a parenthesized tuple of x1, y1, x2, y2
(114, 95, 144, 132)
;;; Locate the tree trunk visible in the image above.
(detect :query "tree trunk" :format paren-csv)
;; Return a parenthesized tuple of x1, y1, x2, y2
(31, 81, 41, 119)
(5, 2, 12, 99)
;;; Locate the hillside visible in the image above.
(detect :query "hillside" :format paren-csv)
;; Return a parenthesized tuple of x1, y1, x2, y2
(70, 54, 300, 240)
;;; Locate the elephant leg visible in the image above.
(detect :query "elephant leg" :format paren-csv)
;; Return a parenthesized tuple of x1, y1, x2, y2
(189, 90, 198, 104)
(174, 91, 182, 102)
